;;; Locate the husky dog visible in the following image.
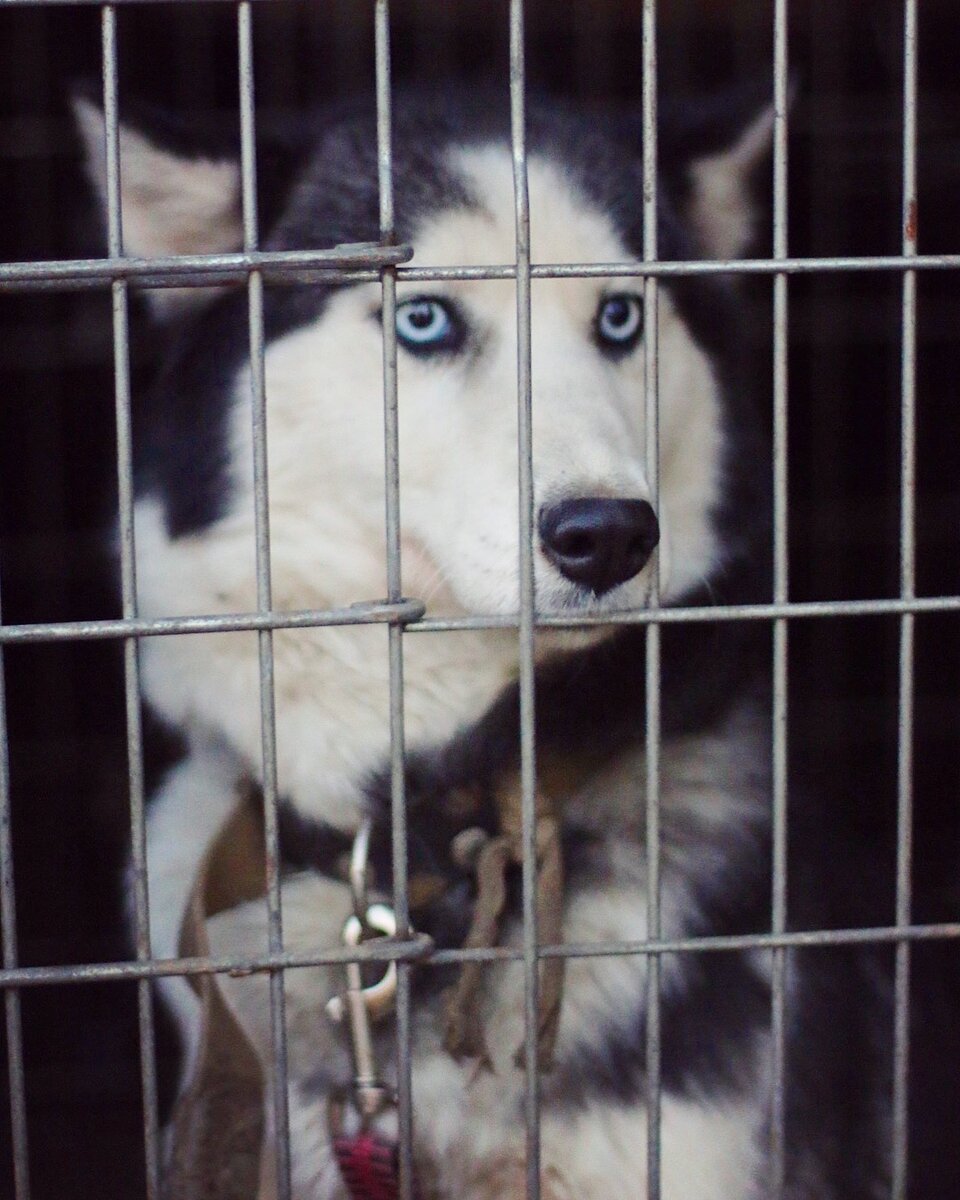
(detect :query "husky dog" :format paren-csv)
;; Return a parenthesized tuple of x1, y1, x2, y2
(77, 89, 900, 1199)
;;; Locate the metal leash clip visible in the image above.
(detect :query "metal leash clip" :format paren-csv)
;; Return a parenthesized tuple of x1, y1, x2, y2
(326, 819, 417, 1200)
(326, 818, 399, 1121)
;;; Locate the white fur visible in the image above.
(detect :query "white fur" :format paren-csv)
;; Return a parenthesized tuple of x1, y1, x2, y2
(687, 104, 775, 260)
(74, 97, 241, 314)
(142, 733, 243, 1079)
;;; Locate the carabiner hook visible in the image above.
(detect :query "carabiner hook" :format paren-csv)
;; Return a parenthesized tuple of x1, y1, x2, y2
(325, 902, 399, 1024)
(326, 896, 400, 1119)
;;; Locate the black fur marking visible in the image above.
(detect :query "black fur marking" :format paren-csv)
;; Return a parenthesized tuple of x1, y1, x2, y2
(779, 946, 893, 1199)
(136, 291, 252, 534)
(548, 946, 770, 1109)
(276, 801, 354, 878)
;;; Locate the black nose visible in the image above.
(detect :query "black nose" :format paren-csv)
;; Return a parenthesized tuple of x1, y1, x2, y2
(538, 497, 660, 596)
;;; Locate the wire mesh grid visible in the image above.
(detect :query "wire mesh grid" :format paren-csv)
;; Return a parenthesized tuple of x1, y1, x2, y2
(0, 1, 957, 1199)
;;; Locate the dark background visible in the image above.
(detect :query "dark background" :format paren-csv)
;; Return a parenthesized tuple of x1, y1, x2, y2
(0, 1, 957, 1195)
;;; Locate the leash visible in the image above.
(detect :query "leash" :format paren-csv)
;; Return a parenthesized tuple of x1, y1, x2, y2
(441, 788, 565, 1073)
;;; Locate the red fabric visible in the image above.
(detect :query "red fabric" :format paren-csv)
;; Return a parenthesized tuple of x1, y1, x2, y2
(333, 1130, 401, 1200)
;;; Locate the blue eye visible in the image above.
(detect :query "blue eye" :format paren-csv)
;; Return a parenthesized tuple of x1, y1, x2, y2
(596, 294, 643, 352)
(395, 298, 462, 354)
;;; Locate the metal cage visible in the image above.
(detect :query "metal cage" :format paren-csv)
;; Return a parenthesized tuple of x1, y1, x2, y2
(0, 2, 957, 1198)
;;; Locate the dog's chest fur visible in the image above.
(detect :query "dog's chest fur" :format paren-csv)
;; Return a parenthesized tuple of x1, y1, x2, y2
(206, 701, 776, 1200)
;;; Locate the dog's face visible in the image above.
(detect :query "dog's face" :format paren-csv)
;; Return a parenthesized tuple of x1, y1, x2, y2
(249, 149, 724, 619)
(78, 94, 770, 624)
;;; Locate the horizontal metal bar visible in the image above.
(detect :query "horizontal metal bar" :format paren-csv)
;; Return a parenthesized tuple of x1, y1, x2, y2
(1, 920, 958, 992)
(0, 0, 266, 5)
(0, 243, 411, 290)
(0, 937, 437, 990)
(409, 594, 960, 631)
(542, 921, 960, 959)
(0, 598, 426, 645)
(449, 919, 960, 962)
(378, 253, 960, 279)
(2, 594, 957, 647)
(3, 251, 960, 293)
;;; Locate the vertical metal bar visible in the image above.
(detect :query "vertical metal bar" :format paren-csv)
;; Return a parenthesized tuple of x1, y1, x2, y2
(892, 3, 918, 1196)
(373, 5, 413, 1198)
(237, 7, 291, 1196)
(770, 3, 790, 1197)
(101, 10, 161, 1198)
(641, 4, 662, 1199)
(508, 2, 540, 1196)
(0, 591, 29, 1200)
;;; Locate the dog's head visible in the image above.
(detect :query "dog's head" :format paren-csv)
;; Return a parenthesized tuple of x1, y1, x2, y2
(77, 90, 771, 621)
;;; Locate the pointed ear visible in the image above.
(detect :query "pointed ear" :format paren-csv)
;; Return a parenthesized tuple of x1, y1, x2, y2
(72, 95, 242, 317)
(685, 102, 775, 260)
